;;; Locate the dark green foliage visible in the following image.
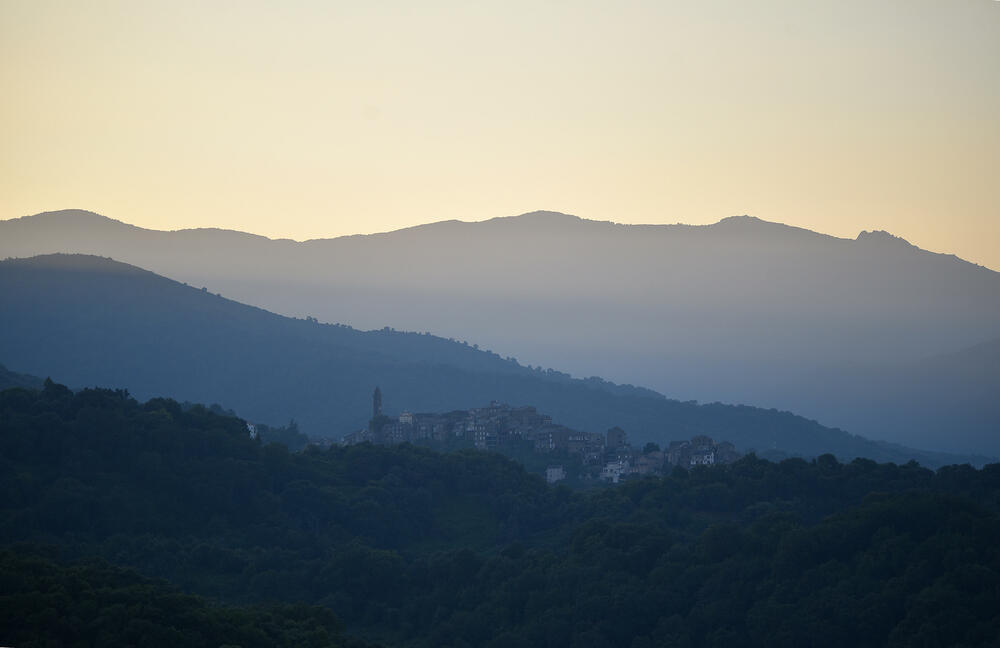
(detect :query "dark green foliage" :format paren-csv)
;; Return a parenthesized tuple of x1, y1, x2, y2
(0, 549, 375, 648)
(256, 419, 311, 451)
(0, 383, 558, 557)
(0, 253, 989, 467)
(2, 384, 1000, 646)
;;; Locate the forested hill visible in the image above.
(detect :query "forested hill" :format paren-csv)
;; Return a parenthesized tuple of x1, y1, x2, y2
(0, 254, 986, 466)
(0, 550, 377, 648)
(2, 382, 999, 646)
(4, 208, 999, 455)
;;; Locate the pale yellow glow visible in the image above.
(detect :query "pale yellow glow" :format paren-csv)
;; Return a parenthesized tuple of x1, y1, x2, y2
(2, 0, 998, 268)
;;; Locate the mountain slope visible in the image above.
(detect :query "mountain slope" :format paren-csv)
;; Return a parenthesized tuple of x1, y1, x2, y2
(0, 253, 987, 467)
(785, 337, 1000, 455)
(2, 209, 998, 453)
(0, 363, 43, 391)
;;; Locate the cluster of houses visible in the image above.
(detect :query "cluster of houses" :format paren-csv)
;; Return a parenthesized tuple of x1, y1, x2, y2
(666, 436, 742, 467)
(343, 388, 599, 452)
(592, 432, 740, 483)
(342, 388, 742, 484)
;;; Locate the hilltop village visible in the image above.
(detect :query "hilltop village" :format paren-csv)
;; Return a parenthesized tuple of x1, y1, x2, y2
(343, 387, 742, 483)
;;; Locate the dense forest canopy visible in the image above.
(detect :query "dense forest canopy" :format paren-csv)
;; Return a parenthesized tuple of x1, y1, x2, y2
(2, 381, 999, 646)
(0, 550, 377, 648)
(0, 254, 991, 468)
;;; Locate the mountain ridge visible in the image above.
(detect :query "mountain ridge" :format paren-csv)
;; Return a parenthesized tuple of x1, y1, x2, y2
(2, 252, 991, 468)
(8, 209, 994, 282)
(4, 207, 959, 254)
(3, 209, 998, 454)
(6, 209, 995, 282)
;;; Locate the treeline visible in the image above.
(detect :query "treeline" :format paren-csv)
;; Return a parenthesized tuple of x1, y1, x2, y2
(2, 381, 999, 646)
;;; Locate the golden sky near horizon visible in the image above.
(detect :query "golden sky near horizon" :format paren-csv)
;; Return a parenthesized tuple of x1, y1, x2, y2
(2, 0, 998, 268)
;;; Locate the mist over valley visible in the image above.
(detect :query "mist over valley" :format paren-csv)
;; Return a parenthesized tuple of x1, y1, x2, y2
(4, 208, 998, 455)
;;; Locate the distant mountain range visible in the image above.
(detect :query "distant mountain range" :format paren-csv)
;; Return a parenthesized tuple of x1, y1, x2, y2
(0, 253, 990, 468)
(2, 209, 998, 454)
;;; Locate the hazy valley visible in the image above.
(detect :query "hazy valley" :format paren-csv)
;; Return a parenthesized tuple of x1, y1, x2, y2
(2, 217, 997, 647)
(5, 2, 999, 644)
(3, 208, 998, 455)
(7, 252, 989, 468)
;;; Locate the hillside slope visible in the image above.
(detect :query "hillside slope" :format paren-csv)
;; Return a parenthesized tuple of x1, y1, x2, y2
(2, 382, 999, 646)
(0, 363, 43, 391)
(2, 209, 998, 453)
(0, 253, 987, 466)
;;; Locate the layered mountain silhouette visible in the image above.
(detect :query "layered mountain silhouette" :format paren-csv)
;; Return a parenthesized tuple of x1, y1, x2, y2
(2, 209, 999, 454)
(0, 253, 989, 467)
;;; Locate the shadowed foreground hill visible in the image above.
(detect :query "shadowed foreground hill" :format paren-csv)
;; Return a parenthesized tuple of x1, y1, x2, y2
(0, 551, 374, 648)
(0, 253, 986, 466)
(2, 382, 999, 647)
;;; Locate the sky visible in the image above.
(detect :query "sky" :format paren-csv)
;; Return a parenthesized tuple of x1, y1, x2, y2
(2, 0, 998, 269)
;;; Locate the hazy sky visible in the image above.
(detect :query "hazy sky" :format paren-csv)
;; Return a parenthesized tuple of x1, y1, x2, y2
(2, 0, 998, 268)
